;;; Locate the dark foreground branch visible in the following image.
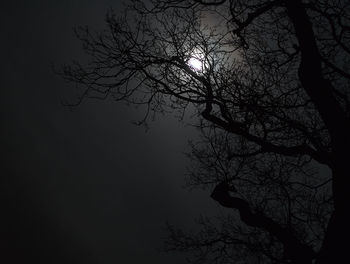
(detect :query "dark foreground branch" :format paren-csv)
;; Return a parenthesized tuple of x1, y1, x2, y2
(211, 182, 316, 263)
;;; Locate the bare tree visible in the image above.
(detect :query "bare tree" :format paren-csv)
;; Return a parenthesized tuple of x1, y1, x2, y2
(60, 0, 350, 263)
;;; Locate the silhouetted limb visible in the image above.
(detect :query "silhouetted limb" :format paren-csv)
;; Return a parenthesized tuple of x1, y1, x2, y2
(211, 182, 316, 264)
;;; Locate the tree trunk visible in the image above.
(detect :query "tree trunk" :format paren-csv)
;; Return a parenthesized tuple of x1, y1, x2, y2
(317, 140, 350, 263)
(285, 1, 350, 262)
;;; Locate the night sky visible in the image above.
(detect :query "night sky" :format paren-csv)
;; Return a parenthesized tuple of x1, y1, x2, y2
(1, 1, 220, 263)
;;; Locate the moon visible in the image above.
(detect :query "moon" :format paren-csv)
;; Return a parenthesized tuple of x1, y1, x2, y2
(188, 57, 203, 71)
(187, 49, 206, 72)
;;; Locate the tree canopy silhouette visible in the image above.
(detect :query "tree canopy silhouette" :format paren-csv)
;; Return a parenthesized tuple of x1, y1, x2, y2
(60, 0, 350, 263)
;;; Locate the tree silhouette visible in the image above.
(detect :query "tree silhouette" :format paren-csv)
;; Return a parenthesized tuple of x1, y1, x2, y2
(60, 0, 350, 263)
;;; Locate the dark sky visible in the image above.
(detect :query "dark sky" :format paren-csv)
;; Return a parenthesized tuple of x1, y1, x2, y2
(1, 1, 220, 263)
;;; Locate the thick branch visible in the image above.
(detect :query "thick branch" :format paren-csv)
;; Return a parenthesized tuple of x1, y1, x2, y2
(202, 110, 331, 166)
(231, 1, 281, 35)
(211, 182, 315, 263)
(194, 0, 226, 6)
(285, 0, 350, 140)
(229, 0, 281, 47)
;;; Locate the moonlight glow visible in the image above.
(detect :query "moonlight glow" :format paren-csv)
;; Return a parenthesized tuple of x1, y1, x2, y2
(187, 49, 206, 72)
(188, 57, 203, 71)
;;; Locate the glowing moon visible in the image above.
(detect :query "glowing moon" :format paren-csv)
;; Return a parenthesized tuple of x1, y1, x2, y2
(188, 57, 203, 71)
